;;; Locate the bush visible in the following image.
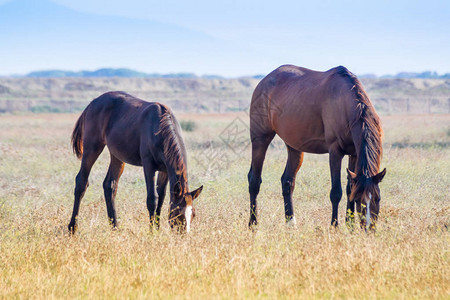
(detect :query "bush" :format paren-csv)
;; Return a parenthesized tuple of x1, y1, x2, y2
(180, 120, 197, 132)
(30, 105, 62, 113)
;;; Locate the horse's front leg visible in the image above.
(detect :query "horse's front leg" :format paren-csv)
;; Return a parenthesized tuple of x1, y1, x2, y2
(329, 147, 344, 227)
(143, 159, 157, 229)
(154, 171, 169, 229)
(345, 155, 357, 228)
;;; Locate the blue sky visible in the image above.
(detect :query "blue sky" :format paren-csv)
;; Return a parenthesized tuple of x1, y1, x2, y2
(0, 0, 449, 77)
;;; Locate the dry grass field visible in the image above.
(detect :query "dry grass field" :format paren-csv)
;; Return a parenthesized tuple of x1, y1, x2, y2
(0, 112, 449, 299)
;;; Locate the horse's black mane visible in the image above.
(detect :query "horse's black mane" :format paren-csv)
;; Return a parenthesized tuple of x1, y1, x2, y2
(156, 108, 187, 177)
(333, 66, 383, 178)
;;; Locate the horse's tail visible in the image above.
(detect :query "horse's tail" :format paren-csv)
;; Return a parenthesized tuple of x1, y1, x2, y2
(71, 109, 87, 159)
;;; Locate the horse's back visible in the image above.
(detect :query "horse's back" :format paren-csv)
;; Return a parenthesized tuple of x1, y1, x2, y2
(250, 65, 359, 154)
(82, 91, 166, 165)
(253, 64, 349, 103)
(87, 91, 154, 117)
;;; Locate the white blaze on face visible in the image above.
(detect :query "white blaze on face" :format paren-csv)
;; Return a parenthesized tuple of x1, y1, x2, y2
(185, 205, 193, 233)
(366, 193, 372, 229)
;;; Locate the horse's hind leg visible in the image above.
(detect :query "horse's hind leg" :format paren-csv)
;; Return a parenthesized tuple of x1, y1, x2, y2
(345, 155, 357, 226)
(68, 143, 105, 233)
(103, 154, 125, 228)
(248, 132, 275, 227)
(281, 146, 304, 225)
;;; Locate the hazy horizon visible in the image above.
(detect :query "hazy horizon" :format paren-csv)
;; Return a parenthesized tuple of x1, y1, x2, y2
(3, 67, 450, 79)
(1, 0, 449, 77)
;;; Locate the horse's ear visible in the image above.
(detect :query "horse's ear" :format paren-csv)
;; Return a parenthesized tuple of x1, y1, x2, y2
(372, 168, 386, 183)
(174, 181, 183, 197)
(190, 185, 203, 200)
(347, 168, 357, 180)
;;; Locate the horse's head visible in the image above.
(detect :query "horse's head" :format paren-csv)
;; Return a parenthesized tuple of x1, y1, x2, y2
(347, 168, 386, 230)
(168, 182, 203, 233)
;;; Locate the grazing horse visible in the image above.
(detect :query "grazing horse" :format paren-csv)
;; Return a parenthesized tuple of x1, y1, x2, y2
(248, 65, 386, 230)
(68, 91, 203, 233)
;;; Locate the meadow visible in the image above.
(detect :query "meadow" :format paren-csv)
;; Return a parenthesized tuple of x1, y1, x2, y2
(0, 112, 449, 299)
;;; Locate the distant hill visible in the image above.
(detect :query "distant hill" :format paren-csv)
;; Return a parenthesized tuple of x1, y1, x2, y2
(382, 71, 450, 79)
(19, 68, 450, 79)
(26, 68, 203, 79)
(361, 71, 450, 79)
(21, 68, 261, 79)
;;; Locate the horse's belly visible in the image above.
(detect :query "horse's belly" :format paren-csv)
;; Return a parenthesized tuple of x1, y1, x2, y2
(275, 117, 328, 154)
(282, 135, 329, 154)
(106, 138, 143, 166)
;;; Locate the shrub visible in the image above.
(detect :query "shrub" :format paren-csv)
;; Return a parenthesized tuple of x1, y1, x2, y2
(180, 120, 197, 132)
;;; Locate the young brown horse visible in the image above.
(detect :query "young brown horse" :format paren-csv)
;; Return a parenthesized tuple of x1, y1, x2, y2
(69, 91, 203, 233)
(248, 65, 386, 230)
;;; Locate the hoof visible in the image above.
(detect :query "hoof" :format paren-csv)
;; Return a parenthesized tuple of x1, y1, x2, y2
(331, 220, 339, 228)
(248, 219, 258, 231)
(68, 223, 76, 234)
(286, 216, 297, 227)
(149, 224, 160, 233)
(150, 217, 160, 231)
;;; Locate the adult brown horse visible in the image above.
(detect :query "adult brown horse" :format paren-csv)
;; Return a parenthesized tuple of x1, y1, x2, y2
(248, 65, 386, 230)
(69, 91, 203, 233)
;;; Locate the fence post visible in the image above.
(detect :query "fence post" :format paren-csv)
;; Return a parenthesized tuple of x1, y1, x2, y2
(217, 99, 222, 113)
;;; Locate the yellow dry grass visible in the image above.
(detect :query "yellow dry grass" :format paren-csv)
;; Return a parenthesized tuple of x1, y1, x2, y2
(0, 113, 449, 299)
